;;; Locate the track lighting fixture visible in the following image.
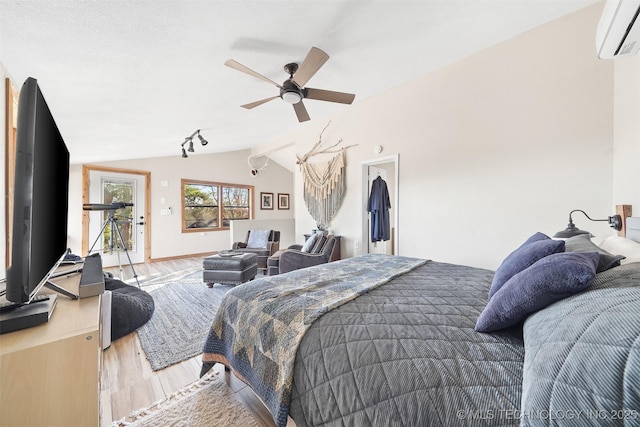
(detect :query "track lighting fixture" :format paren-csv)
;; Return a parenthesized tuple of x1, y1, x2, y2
(179, 129, 209, 158)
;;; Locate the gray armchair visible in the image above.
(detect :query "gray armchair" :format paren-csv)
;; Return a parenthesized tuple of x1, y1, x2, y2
(232, 230, 280, 274)
(278, 235, 337, 274)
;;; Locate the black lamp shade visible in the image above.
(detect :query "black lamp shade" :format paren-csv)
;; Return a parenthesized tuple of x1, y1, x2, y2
(553, 223, 592, 238)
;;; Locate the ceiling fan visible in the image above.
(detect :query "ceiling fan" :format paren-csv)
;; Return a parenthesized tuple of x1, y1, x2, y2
(225, 46, 355, 122)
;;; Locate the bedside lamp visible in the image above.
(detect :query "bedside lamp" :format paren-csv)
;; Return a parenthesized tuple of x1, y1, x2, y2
(553, 209, 622, 238)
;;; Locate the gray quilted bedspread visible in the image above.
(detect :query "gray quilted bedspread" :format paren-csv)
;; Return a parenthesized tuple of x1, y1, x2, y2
(289, 261, 525, 427)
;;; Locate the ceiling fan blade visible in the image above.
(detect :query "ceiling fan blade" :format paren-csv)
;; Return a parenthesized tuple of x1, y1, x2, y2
(305, 88, 355, 104)
(241, 96, 279, 109)
(224, 59, 281, 88)
(293, 101, 310, 122)
(292, 47, 329, 87)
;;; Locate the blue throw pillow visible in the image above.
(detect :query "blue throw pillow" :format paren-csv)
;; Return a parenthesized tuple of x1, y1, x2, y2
(488, 233, 565, 299)
(476, 251, 600, 333)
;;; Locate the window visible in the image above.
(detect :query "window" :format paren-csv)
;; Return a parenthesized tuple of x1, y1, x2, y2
(182, 179, 253, 231)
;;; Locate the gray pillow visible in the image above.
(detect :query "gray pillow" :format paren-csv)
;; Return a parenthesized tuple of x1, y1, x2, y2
(521, 264, 640, 423)
(246, 229, 271, 248)
(488, 233, 565, 299)
(476, 251, 600, 332)
(564, 234, 625, 272)
(301, 233, 319, 253)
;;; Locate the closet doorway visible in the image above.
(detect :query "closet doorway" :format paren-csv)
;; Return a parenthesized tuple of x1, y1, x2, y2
(361, 154, 399, 256)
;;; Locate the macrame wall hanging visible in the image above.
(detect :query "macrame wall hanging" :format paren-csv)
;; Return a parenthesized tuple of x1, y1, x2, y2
(296, 122, 356, 230)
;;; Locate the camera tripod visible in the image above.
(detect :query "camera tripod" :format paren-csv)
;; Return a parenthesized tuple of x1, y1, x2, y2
(87, 210, 140, 287)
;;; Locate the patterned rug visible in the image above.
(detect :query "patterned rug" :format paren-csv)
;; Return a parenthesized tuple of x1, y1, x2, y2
(111, 370, 259, 427)
(136, 268, 234, 371)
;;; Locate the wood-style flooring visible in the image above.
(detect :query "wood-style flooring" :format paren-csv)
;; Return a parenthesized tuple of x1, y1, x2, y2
(100, 256, 287, 426)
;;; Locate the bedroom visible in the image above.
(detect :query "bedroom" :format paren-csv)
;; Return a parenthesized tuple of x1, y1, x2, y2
(1, 1, 637, 271)
(0, 0, 639, 426)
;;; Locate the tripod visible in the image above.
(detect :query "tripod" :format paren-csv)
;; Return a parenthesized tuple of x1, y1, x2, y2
(87, 210, 140, 287)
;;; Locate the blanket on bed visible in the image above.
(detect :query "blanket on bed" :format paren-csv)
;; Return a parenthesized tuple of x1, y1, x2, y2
(201, 254, 426, 427)
(288, 261, 525, 426)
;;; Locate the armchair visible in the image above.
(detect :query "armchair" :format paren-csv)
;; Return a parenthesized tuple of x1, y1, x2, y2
(232, 229, 280, 274)
(278, 235, 337, 274)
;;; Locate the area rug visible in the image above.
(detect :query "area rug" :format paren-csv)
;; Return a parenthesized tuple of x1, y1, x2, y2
(112, 371, 259, 427)
(136, 268, 234, 371)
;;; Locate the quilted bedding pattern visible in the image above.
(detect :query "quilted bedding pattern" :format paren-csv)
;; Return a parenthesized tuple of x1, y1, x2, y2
(521, 263, 640, 426)
(202, 254, 426, 427)
(289, 261, 525, 427)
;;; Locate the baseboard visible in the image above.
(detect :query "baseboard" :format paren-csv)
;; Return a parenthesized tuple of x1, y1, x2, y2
(150, 251, 218, 263)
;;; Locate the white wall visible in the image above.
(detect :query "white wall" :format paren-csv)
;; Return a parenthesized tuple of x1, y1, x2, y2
(68, 149, 294, 260)
(260, 4, 619, 270)
(613, 54, 640, 209)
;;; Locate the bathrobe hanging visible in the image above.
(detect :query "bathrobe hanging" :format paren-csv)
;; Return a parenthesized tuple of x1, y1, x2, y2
(368, 176, 391, 242)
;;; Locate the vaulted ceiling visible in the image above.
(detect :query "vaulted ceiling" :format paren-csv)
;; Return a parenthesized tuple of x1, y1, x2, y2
(1, 1, 596, 166)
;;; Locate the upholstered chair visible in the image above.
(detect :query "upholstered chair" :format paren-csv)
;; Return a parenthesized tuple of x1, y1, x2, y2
(232, 230, 280, 274)
(278, 235, 337, 274)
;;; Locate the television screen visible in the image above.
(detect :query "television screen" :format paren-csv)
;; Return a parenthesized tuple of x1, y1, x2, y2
(5, 77, 70, 304)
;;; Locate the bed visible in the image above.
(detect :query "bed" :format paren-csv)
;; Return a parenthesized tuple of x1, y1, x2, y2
(201, 217, 640, 427)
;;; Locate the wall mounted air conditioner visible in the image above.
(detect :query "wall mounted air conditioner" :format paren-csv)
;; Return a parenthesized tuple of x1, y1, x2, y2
(596, 0, 640, 59)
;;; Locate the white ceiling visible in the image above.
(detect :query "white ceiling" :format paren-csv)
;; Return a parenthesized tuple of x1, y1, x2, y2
(1, 0, 597, 166)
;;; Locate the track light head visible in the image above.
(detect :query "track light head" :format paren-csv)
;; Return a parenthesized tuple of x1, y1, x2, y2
(187, 139, 194, 152)
(198, 132, 208, 146)
(181, 147, 188, 158)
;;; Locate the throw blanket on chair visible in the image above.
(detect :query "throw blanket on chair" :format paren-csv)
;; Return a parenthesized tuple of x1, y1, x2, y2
(201, 254, 426, 427)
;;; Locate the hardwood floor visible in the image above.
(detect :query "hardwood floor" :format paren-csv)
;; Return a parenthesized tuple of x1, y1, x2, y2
(100, 256, 283, 426)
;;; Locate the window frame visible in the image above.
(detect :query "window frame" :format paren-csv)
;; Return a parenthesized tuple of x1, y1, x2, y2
(181, 179, 254, 232)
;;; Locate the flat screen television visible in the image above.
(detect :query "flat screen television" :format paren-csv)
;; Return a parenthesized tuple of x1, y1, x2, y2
(5, 77, 70, 305)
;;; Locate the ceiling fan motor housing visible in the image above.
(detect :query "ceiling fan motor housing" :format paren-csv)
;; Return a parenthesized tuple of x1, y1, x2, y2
(280, 79, 303, 104)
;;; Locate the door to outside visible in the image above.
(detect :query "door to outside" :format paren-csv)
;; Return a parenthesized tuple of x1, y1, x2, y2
(87, 170, 147, 267)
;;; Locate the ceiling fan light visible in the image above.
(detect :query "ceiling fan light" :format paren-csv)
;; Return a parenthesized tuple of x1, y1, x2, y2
(282, 91, 302, 104)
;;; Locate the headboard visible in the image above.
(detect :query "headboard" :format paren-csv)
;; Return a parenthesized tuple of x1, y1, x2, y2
(615, 204, 639, 243)
(626, 217, 640, 243)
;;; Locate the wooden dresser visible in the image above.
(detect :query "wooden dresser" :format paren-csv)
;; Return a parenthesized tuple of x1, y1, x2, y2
(0, 276, 103, 427)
